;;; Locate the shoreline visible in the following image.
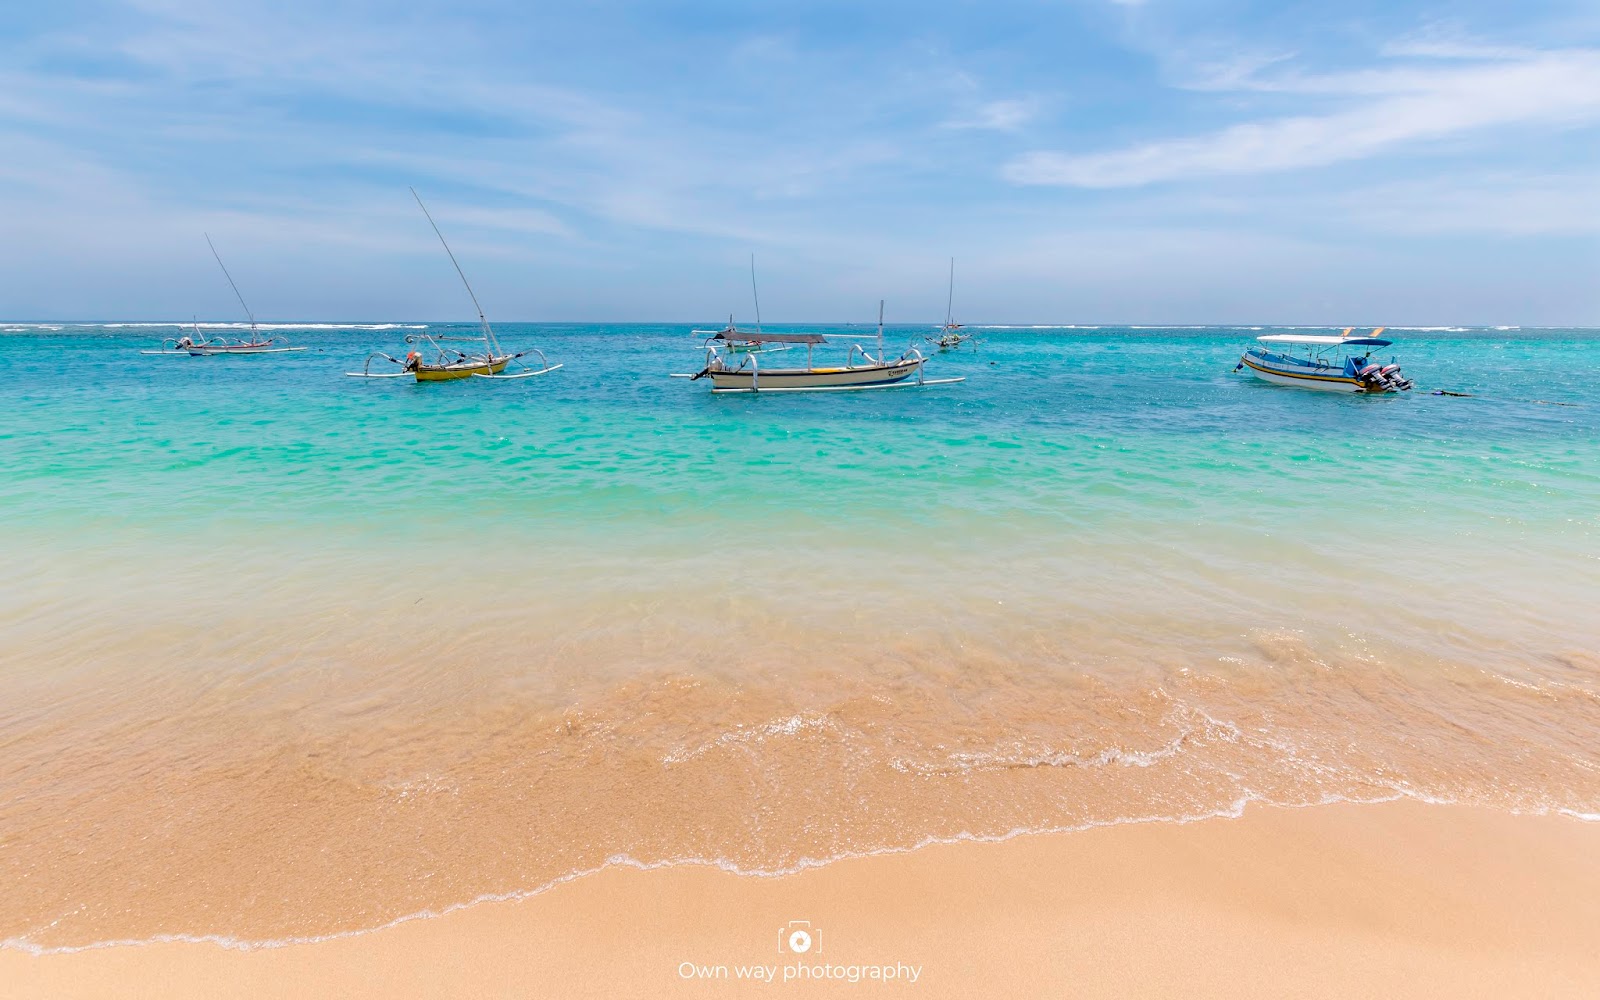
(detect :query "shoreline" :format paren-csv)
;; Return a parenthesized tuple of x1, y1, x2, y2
(0, 794, 1378, 956)
(5, 800, 1597, 998)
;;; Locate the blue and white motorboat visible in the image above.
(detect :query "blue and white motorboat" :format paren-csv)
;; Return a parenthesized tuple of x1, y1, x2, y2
(1237, 328, 1413, 393)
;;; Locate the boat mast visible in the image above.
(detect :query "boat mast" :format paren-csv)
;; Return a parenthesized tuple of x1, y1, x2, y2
(749, 253, 763, 336)
(411, 187, 502, 358)
(878, 299, 885, 362)
(204, 234, 256, 339)
(945, 257, 955, 333)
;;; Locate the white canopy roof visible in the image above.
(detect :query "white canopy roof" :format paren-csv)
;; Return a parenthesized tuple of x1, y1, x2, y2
(1256, 334, 1392, 347)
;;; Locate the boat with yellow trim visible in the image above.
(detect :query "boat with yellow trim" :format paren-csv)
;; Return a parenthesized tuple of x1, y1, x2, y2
(685, 301, 963, 394)
(1236, 328, 1413, 393)
(410, 354, 511, 380)
(347, 189, 561, 384)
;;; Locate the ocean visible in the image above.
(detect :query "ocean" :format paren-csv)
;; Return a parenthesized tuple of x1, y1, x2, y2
(2, 322, 1597, 950)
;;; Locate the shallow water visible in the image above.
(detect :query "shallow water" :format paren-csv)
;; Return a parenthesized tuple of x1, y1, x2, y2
(1, 323, 1597, 949)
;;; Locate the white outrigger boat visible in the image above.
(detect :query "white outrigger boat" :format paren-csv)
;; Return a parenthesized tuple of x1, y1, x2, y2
(140, 238, 306, 356)
(925, 258, 977, 351)
(347, 190, 561, 383)
(1236, 328, 1413, 393)
(683, 301, 962, 394)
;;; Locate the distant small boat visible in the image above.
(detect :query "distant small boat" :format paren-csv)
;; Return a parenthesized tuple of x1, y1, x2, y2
(185, 337, 305, 356)
(1237, 328, 1413, 392)
(141, 239, 307, 356)
(690, 316, 793, 355)
(925, 258, 977, 351)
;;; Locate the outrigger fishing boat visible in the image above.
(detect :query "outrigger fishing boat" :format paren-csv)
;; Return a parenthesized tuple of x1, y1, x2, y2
(1236, 328, 1414, 392)
(140, 318, 225, 356)
(690, 316, 793, 355)
(681, 300, 962, 394)
(140, 238, 306, 356)
(687, 256, 793, 356)
(925, 258, 977, 351)
(347, 189, 561, 383)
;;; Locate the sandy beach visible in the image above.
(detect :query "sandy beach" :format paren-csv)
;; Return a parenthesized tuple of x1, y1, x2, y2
(4, 800, 1596, 999)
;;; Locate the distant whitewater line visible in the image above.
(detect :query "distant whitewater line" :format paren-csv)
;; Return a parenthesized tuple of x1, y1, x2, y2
(960, 324, 1508, 332)
(0, 322, 429, 331)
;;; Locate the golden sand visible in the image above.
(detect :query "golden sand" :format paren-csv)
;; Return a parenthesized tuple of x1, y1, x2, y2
(4, 801, 1597, 998)
(5, 632, 1599, 951)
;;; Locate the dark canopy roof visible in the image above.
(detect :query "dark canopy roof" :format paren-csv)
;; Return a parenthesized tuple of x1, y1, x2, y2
(712, 331, 827, 345)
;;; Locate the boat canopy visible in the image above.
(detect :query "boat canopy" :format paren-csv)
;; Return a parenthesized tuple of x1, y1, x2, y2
(712, 331, 828, 345)
(1256, 334, 1392, 347)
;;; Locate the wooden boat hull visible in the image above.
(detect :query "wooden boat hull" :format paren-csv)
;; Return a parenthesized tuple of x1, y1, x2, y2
(186, 345, 307, 355)
(708, 358, 923, 391)
(415, 357, 509, 381)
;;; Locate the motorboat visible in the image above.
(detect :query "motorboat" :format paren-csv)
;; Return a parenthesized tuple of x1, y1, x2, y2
(1237, 328, 1413, 392)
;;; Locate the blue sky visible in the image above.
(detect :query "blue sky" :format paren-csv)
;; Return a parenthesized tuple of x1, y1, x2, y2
(1, 0, 1597, 323)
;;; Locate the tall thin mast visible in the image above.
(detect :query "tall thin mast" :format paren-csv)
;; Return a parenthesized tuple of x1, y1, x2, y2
(878, 299, 885, 362)
(205, 234, 256, 339)
(411, 187, 501, 357)
(944, 257, 955, 331)
(749, 253, 763, 335)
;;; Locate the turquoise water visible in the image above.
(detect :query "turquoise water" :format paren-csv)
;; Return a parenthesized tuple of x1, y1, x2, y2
(6, 323, 1596, 522)
(5, 325, 1595, 553)
(5, 321, 1597, 667)
(3, 322, 1599, 949)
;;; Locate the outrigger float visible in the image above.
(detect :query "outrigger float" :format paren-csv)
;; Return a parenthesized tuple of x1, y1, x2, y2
(347, 190, 561, 383)
(1236, 328, 1414, 393)
(140, 238, 307, 356)
(140, 325, 306, 356)
(678, 301, 963, 394)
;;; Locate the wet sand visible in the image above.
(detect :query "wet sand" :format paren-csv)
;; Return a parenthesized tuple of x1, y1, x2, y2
(5, 800, 1597, 998)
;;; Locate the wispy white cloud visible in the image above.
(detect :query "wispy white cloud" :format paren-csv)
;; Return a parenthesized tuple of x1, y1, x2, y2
(942, 98, 1039, 131)
(1006, 48, 1600, 187)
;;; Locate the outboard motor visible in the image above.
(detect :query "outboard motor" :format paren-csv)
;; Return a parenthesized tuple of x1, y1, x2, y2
(1383, 365, 1414, 390)
(1357, 362, 1413, 392)
(1381, 366, 1412, 391)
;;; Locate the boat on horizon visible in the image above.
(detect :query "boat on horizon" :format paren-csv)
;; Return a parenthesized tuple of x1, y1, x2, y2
(140, 239, 307, 356)
(690, 315, 793, 355)
(1236, 328, 1414, 393)
(926, 258, 977, 351)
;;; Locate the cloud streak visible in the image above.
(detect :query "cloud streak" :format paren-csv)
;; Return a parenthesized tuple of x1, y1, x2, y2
(943, 98, 1039, 131)
(1006, 48, 1600, 187)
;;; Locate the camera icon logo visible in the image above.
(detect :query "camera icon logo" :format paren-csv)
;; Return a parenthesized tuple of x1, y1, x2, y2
(779, 920, 818, 955)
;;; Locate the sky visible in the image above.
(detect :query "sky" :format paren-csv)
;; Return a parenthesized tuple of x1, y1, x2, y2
(1, 0, 1597, 324)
